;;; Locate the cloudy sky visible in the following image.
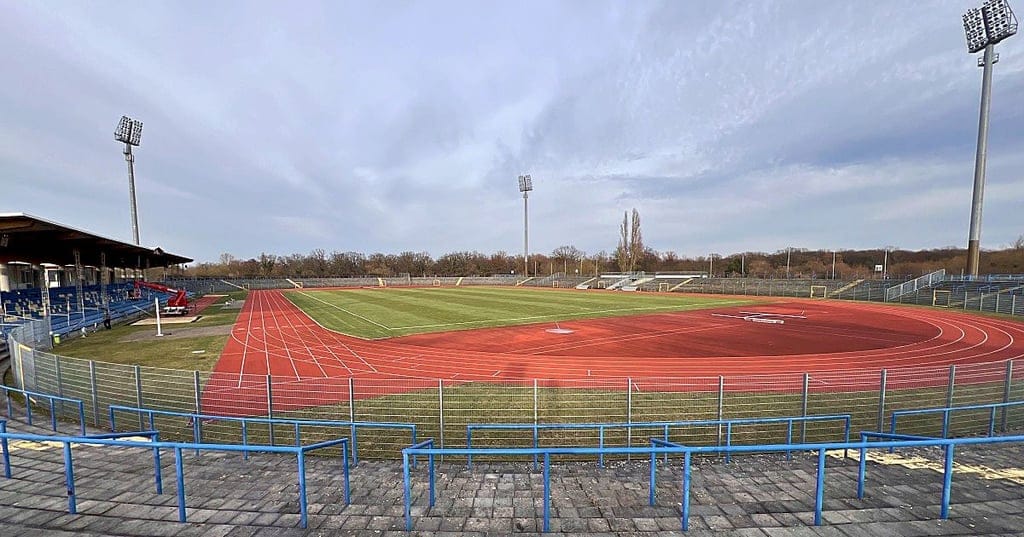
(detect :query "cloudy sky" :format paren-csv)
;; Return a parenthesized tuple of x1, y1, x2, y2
(1, 1, 1021, 263)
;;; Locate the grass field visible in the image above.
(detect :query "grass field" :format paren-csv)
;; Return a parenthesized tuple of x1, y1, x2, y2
(285, 286, 755, 339)
(53, 292, 246, 371)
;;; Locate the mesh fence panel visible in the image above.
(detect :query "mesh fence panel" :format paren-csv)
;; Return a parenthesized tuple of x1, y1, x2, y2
(445, 379, 532, 463)
(632, 377, 719, 449)
(539, 378, 626, 462)
(723, 374, 804, 449)
(4, 310, 1024, 461)
(807, 369, 880, 438)
(354, 377, 437, 460)
(886, 366, 954, 436)
(1009, 365, 1024, 431)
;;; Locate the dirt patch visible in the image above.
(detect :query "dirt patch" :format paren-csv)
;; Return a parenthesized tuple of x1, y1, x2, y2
(121, 324, 233, 342)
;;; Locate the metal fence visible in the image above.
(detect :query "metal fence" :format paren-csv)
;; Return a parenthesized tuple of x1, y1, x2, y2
(6, 327, 1022, 460)
(666, 277, 1024, 315)
(5, 277, 1024, 460)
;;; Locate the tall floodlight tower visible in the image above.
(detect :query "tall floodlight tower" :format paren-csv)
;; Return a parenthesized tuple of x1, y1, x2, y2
(518, 174, 533, 277)
(115, 115, 144, 245)
(962, 0, 1017, 276)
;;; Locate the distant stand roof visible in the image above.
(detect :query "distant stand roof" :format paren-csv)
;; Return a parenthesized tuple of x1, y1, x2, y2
(0, 213, 192, 268)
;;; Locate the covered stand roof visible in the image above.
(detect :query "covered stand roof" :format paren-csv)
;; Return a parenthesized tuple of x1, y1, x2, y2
(0, 213, 192, 268)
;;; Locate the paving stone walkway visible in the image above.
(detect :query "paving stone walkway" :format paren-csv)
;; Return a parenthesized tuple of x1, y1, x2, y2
(1, 417, 1023, 536)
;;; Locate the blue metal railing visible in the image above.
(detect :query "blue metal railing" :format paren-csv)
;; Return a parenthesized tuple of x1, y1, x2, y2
(1, 385, 87, 435)
(466, 414, 851, 468)
(0, 420, 8, 478)
(0, 428, 349, 529)
(402, 433, 1024, 533)
(890, 400, 1024, 438)
(108, 404, 415, 464)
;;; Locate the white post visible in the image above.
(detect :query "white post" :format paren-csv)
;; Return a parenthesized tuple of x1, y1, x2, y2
(154, 297, 163, 337)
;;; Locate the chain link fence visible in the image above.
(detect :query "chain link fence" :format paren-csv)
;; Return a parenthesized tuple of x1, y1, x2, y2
(4, 279, 1024, 460)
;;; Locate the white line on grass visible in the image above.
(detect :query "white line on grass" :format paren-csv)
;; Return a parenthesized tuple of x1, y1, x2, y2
(390, 299, 750, 331)
(296, 290, 393, 331)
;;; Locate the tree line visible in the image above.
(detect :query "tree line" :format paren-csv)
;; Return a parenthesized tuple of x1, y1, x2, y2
(179, 242, 1023, 280)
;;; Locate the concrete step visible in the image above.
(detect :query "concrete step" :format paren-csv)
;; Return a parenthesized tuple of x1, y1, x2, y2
(2, 414, 1023, 536)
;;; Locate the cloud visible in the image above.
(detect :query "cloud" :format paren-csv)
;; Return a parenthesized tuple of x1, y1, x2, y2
(0, 1, 1021, 263)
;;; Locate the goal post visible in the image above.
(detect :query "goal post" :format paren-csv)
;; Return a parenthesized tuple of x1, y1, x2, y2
(552, 281, 559, 288)
(432, 279, 442, 287)
(933, 289, 952, 307)
(658, 282, 670, 292)
(809, 285, 827, 299)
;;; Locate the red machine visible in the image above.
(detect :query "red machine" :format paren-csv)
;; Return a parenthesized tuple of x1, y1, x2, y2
(133, 280, 189, 315)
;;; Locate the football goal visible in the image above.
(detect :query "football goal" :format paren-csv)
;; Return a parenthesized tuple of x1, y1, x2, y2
(432, 279, 442, 287)
(658, 282, 671, 292)
(933, 289, 952, 307)
(809, 285, 828, 299)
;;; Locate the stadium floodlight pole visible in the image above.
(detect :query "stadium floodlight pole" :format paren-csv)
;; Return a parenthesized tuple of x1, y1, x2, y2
(518, 174, 533, 277)
(962, 0, 1017, 277)
(115, 115, 144, 245)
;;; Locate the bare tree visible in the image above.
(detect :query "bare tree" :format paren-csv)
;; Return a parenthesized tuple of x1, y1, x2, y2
(629, 208, 643, 271)
(615, 209, 644, 272)
(616, 212, 629, 272)
(257, 253, 276, 277)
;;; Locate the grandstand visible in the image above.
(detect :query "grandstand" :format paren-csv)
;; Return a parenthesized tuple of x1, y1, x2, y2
(0, 213, 191, 356)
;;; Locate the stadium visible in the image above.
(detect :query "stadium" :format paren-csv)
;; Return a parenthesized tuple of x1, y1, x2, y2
(2, 2, 1023, 536)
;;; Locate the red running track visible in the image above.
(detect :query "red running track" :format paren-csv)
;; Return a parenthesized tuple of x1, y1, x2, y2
(201, 289, 1024, 415)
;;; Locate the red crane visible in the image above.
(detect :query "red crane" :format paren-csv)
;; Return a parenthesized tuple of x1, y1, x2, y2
(133, 280, 189, 315)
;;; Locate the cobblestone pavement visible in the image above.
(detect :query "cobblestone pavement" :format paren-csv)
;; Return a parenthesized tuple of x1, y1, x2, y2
(1, 418, 1023, 536)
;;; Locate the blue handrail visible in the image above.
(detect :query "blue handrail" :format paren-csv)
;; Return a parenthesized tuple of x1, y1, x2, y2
(1, 385, 87, 435)
(401, 433, 1024, 533)
(108, 404, 414, 464)
(466, 414, 851, 468)
(890, 400, 1024, 438)
(0, 429, 349, 529)
(0, 420, 8, 478)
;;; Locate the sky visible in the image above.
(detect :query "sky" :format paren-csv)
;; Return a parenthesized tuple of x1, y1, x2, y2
(1, 1, 1022, 264)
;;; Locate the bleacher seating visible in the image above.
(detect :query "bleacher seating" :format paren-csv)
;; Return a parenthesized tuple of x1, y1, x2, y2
(0, 282, 182, 338)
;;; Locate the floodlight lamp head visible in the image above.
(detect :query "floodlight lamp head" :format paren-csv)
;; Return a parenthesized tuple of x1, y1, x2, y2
(963, 0, 1018, 53)
(964, 7, 989, 52)
(518, 174, 533, 192)
(115, 115, 143, 146)
(984, 0, 1018, 42)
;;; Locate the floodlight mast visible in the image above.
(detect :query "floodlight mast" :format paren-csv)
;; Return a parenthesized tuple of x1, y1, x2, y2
(962, 0, 1017, 277)
(115, 115, 144, 245)
(518, 174, 533, 277)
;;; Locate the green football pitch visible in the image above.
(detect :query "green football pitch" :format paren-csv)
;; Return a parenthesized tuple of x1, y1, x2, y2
(284, 286, 755, 339)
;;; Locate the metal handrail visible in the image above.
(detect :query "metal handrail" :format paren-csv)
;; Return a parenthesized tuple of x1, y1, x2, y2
(402, 433, 1024, 532)
(108, 404, 414, 464)
(0, 428, 349, 529)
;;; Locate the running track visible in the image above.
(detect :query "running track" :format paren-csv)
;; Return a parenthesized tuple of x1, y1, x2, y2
(201, 289, 1024, 415)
